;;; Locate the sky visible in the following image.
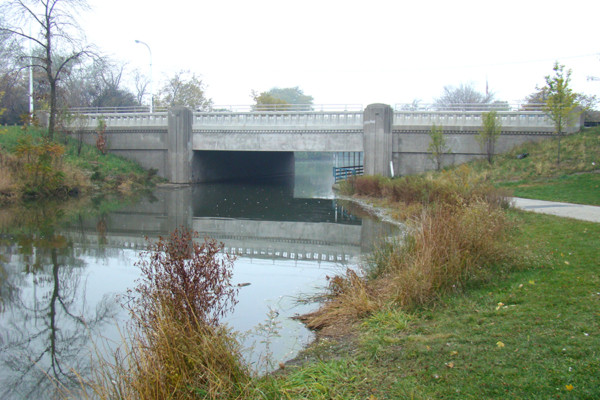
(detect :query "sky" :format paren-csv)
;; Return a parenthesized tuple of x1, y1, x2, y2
(77, 0, 600, 108)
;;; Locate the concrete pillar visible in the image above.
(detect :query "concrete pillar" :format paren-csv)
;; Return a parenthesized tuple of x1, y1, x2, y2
(363, 103, 393, 176)
(167, 107, 193, 183)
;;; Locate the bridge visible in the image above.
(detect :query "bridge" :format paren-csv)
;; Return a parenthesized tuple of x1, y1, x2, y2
(62, 103, 574, 183)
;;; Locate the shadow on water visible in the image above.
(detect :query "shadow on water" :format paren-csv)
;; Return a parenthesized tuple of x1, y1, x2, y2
(192, 177, 360, 224)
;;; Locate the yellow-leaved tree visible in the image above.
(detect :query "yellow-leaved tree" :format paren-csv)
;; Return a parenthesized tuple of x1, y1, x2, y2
(543, 62, 580, 165)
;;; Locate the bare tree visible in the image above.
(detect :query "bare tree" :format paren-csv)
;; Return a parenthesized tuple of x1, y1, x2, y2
(133, 68, 150, 107)
(434, 83, 495, 110)
(0, 0, 92, 140)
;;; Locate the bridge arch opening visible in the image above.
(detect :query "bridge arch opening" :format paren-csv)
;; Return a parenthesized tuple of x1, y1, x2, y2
(192, 150, 295, 182)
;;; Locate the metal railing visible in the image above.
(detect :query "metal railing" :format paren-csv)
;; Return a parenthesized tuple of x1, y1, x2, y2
(333, 165, 364, 182)
(393, 103, 546, 112)
(66, 104, 363, 114)
(68, 106, 169, 114)
(211, 104, 363, 112)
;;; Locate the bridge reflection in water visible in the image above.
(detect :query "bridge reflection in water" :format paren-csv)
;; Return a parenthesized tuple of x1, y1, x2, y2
(63, 181, 396, 266)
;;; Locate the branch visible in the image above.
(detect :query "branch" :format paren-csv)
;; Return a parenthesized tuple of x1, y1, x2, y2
(54, 49, 90, 80)
(16, 0, 46, 29)
(0, 27, 46, 48)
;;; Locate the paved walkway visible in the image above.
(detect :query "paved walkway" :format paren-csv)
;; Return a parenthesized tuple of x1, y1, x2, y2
(511, 198, 600, 223)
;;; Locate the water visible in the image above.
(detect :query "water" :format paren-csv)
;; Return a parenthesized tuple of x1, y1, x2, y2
(0, 159, 397, 398)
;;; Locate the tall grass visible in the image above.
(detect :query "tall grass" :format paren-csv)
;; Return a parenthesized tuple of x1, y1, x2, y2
(85, 229, 250, 400)
(307, 166, 518, 331)
(341, 165, 511, 214)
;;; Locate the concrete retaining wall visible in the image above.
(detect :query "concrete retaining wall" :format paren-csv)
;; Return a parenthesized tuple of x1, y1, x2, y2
(392, 130, 556, 175)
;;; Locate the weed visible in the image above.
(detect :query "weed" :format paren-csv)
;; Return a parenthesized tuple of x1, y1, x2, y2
(86, 228, 250, 399)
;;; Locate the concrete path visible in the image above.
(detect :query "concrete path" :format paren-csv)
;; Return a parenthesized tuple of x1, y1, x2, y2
(511, 198, 600, 223)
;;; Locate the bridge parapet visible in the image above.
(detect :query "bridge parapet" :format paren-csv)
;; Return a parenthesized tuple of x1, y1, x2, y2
(81, 112, 169, 128)
(193, 111, 363, 130)
(393, 110, 557, 131)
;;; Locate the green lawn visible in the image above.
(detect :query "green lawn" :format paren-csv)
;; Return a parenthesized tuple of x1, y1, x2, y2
(259, 211, 600, 399)
(499, 173, 600, 206)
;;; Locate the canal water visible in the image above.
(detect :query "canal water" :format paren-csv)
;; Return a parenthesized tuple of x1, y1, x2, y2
(0, 159, 397, 398)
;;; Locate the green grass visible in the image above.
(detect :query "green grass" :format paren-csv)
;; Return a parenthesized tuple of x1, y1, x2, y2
(256, 211, 600, 399)
(499, 173, 600, 205)
(470, 127, 600, 182)
(464, 126, 600, 205)
(0, 125, 160, 198)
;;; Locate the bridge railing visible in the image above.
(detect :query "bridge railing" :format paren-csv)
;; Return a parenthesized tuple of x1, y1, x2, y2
(393, 110, 555, 129)
(212, 104, 363, 112)
(193, 110, 364, 129)
(333, 165, 364, 182)
(393, 103, 546, 112)
(66, 112, 170, 129)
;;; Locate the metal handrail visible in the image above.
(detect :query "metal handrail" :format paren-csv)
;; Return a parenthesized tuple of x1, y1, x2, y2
(66, 104, 364, 114)
(394, 103, 547, 112)
(333, 165, 364, 182)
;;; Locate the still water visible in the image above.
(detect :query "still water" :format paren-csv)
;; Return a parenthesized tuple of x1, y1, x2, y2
(0, 159, 396, 398)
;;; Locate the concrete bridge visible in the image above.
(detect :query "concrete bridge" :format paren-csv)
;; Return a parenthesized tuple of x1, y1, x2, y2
(67, 104, 570, 183)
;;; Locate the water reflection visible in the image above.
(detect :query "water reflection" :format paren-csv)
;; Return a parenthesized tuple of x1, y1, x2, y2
(0, 160, 399, 398)
(0, 207, 120, 399)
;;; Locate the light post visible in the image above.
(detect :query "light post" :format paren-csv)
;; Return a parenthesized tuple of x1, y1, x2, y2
(135, 39, 153, 113)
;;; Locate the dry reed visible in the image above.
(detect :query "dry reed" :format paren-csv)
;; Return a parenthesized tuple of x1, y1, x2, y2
(305, 167, 517, 331)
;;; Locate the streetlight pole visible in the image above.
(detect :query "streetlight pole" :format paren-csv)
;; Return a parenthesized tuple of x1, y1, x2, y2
(28, 23, 34, 116)
(135, 39, 153, 113)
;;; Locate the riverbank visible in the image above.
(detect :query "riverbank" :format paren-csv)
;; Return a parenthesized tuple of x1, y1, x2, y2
(249, 129, 599, 398)
(0, 126, 161, 203)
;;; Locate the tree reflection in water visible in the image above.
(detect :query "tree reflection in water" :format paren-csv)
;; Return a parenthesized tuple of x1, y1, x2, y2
(0, 205, 119, 399)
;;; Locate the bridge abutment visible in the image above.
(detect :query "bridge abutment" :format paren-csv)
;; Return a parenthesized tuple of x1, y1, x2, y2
(363, 104, 393, 177)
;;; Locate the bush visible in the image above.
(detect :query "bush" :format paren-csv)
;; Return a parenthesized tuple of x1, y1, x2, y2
(88, 229, 250, 400)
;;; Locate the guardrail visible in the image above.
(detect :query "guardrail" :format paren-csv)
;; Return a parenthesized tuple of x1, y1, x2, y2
(333, 165, 364, 182)
(393, 103, 546, 112)
(212, 104, 363, 112)
(67, 104, 363, 114)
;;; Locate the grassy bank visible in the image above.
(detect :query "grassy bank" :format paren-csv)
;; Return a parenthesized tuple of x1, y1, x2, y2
(255, 211, 599, 399)
(0, 126, 161, 203)
(472, 126, 600, 205)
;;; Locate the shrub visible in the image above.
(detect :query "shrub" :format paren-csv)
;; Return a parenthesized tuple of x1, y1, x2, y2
(87, 228, 250, 400)
(13, 135, 68, 198)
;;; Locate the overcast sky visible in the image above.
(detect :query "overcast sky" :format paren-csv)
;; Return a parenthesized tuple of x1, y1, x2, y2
(79, 0, 600, 107)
